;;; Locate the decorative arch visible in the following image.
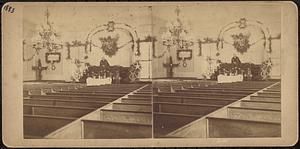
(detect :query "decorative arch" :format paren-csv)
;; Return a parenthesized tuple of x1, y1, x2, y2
(85, 21, 142, 82)
(86, 21, 140, 58)
(217, 18, 272, 53)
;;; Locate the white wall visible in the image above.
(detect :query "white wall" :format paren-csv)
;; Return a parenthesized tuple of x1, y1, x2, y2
(151, 3, 281, 79)
(23, 3, 281, 81)
(23, 4, 152, 81)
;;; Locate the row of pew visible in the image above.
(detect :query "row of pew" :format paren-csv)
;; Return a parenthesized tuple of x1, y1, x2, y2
(23, 84, 145, 138)
(24, 80, 281, 138)
(153, 81, 279, 138)
(166, 82, 281, 138)
(79, 84, 153, 139)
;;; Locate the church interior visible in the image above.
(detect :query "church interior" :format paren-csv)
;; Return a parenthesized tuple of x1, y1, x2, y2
(23, 4, 281, 139)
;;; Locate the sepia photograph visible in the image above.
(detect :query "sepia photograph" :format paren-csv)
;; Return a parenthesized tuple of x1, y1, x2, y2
(2, 1, 298, 147)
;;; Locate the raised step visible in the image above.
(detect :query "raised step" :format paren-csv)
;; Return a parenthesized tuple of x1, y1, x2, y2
(228, 107, 281, 123)
(100, 109, 152, 125)
(207, 117, 281, 138)
(82, 120, 152, 139)
(112, 103, 151, 112)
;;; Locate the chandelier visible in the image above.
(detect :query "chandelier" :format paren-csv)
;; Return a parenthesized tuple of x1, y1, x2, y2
(32, 8, 63, 53)
(162, 6, 194, 50)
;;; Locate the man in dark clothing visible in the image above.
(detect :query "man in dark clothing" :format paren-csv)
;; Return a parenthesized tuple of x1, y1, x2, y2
(231, 54, 242, 76)
(231, 54, 241, 66)
(99, 56, 110, 78)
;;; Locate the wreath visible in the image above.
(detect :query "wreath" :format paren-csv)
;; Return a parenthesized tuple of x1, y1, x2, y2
(231, 33, 251, 54)
(99, 35, 119, 57)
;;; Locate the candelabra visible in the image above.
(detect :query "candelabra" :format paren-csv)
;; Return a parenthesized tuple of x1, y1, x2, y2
(32, 8, 63, 53)
(161, 6, 194, 67)
(161, 6, 194, 51)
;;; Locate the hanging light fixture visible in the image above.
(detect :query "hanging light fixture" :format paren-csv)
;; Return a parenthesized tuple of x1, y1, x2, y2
(32, 8, 63, 53)
(161, 6, 194, 51)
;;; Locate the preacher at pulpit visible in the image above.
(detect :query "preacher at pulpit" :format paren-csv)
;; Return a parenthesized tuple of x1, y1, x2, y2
(99, 56, 110, 78)
(231, 54, 241, 66)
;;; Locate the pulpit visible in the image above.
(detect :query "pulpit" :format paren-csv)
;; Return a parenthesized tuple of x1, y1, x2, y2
(213, 63, 262, 81)
(81, 64, 130, 84)
(86, 77, 112, 86)
(217, 74, 243, 83)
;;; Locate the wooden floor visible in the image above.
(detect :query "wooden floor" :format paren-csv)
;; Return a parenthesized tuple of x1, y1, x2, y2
(23, 80, 281, 139)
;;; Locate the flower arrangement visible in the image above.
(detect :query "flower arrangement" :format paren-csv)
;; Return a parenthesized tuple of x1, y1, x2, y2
(129, 61, 142, 81)
(261, 58, 273, 80)
(231, 33, 251, 54)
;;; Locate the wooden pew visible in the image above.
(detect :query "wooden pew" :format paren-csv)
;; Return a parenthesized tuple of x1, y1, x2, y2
(158, 92, 247, 98)
(177, 89, 255, 94)
(154, 112, 202, 137)
(250, 96, 281, 102)
(24, 104, 94, 118)
(133, 92, 153, 94)
(207, 117, 281, 137)
(155, 94, 240, 100)
(125, 96, 151, 100)
(24, 114, 76, 138)
(24, 98, 109, 108)
(227, 107, 281, 123)
(29, 95, 118, 102)
(127, 94, 152, 98)
(240, 100, 281, 110)
(100, 109, 152, 125)
(121, 98, 151, 104)
(154, 96, 235, 105)
(112, 103, 151, 112)
(59, 90, 130, 94)
(184, 87, 260, 92)
(23, 90, 29, 97)
(257, 92, 281, 97)
(262, 90, 281, 93)
(153, 102, 221, 115)
(46, 92, 124, 97)
(82, 120, 152, 139)
(264, 89, 281, 92)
